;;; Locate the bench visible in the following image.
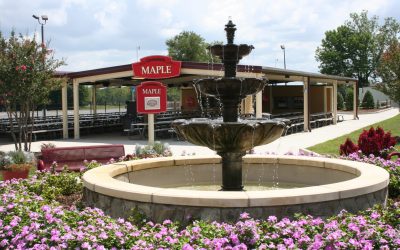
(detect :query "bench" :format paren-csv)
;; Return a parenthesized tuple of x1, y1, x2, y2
(387, 152, 400, 161)
(37, 144, 125, 172)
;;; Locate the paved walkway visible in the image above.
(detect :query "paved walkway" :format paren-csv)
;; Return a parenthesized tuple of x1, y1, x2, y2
(0, 108, 398, 156)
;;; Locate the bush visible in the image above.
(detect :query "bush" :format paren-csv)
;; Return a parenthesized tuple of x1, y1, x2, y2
(134, 141, 172, 158)
(361, 90, 375, 109)
(337, 92, 344, 110)
(40, 142, 56, 150)
(358, 127, 396, 157)
(339, 126, 396, 158)
(345, 89, 354, 110)
(339, 138, 359, 156)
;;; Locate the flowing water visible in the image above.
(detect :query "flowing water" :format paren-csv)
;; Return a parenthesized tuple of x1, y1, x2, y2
(171, 182, 309, 191)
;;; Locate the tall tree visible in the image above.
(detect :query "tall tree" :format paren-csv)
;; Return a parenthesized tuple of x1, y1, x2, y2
(0, 31, 65, 151)
(316, 11, 400, 87)
(377, 41, 400, 104)
(166, 31, 221, 62)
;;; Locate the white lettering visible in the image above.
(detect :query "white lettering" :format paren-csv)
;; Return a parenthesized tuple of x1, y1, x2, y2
(143, 89, 161, 95)
(141, 66, 150, 75)
(140, 65, 173, 75)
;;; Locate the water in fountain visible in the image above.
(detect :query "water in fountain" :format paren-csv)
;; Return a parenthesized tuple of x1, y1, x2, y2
(172, 20, 287, 191)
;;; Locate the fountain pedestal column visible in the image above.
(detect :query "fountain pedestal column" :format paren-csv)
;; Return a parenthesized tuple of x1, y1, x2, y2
(218, 152, 245, 191)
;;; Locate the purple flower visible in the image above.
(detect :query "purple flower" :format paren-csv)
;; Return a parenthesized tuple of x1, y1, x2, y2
(182, 243, 194, 250)
(82, 242, 91, 249)
(99, 232, 108, 239)
(267, 215, 277, 223)
(370, 211, 380, 219)
(239, 212, 250, 220)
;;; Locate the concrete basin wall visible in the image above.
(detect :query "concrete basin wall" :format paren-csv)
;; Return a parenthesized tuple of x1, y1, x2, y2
(83, 155, 389, 223)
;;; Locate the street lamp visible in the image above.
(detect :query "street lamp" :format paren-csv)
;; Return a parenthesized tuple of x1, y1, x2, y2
(32, 14, 48, 50)
(33, 14, 48, 118)
(280, 44, 286, 69)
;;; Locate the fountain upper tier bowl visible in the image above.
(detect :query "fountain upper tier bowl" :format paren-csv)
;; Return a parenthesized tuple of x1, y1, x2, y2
(209, 44, 254, 61)
(194, 77, 267, 99)
(172, 118, 287, 152)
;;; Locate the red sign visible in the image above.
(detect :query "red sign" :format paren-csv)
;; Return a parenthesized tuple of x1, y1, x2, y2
(136, 81, 167, 114)
(132, 55, 181, 79)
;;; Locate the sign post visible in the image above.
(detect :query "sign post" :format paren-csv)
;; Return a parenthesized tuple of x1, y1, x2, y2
(136, 81, 167, 145)
(132, 56, 181, 145)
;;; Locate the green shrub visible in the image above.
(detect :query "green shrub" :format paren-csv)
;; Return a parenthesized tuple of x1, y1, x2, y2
(25, 171, 83, 201)
(337, 92, 344, 110)
(345, 89, 354, 110)
(134, 142, 172, 158)
(361, 90, 375, 109)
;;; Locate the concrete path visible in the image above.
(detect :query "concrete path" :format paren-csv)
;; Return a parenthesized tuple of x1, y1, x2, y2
(0, 108, 398, 156)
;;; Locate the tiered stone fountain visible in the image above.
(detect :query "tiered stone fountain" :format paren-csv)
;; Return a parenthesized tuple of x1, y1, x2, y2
(83, 21, 389, 224)
(172, 20, 286, 191)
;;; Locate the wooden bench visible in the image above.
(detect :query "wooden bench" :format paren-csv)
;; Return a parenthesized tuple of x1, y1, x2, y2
(37, 144, 125, 172)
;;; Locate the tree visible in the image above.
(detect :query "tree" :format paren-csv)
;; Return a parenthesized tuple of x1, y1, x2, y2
(337, 92, 344, 110)
(0, 31, 65, 151)
(166, 31, 221, 62)
(345, 89, 354, 110)
(316, 11, 400, 87)
(376, 41, 400, 105)
(361, 90, 374, 109)
(48, 85, 89, 109)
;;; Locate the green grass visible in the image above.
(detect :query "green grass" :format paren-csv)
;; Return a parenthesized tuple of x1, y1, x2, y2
(308, 114, 400, 156)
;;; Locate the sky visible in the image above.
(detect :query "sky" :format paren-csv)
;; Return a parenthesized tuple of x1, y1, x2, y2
(1, 0, 400, 73)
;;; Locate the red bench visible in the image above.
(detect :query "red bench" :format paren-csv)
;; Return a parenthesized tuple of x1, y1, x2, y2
(37, 144, 125, 172)
(387, 152, 400, 161)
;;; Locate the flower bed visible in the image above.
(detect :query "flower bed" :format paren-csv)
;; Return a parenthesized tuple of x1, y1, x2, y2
(342, 152, 400, 198)
(0, 165, 399, 249)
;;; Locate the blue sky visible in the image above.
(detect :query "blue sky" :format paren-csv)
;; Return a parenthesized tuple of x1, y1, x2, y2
(1, 0, 399, 73)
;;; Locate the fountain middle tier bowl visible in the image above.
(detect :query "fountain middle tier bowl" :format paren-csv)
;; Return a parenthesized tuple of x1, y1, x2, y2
(172, 118, 287, 152)
(195, 77, 267, 99)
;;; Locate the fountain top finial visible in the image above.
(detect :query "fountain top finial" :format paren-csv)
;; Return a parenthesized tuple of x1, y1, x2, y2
(225, 20, 236, 44)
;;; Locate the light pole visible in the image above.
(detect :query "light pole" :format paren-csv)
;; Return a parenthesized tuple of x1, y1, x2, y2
(280, 44, 286, 69)
(136, 46, 140, 61)
(33, 14, 48, 118)
(32, 15, 48, 51)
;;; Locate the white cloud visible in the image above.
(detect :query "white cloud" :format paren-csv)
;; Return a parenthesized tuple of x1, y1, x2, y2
(2, 0, 398, 73)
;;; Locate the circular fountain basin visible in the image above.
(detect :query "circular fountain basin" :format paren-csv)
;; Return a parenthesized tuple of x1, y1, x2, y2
(83, 155, 389, 223)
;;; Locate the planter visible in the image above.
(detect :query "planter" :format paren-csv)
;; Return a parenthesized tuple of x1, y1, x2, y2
(1, 169, 29, 181)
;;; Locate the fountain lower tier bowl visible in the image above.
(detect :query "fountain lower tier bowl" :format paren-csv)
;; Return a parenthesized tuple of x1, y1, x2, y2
(195, 77, 267, 99)
(83, 155, 389, 224)
(172, 118, 286, 152)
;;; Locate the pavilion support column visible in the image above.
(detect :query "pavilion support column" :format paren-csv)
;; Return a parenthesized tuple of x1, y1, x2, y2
(303, 77, 310, 132)
(73, 79, 80, 139)
(243, 95, 253, 115)
(353, 81, 359, 120)
(269, 85, 273, 113)
(323, 87, 328, 113)
(62, 83, 68, 139)
(333, 81, 338, 125)
(92, 85, 97, 115)
(255, 91, 262, 118)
